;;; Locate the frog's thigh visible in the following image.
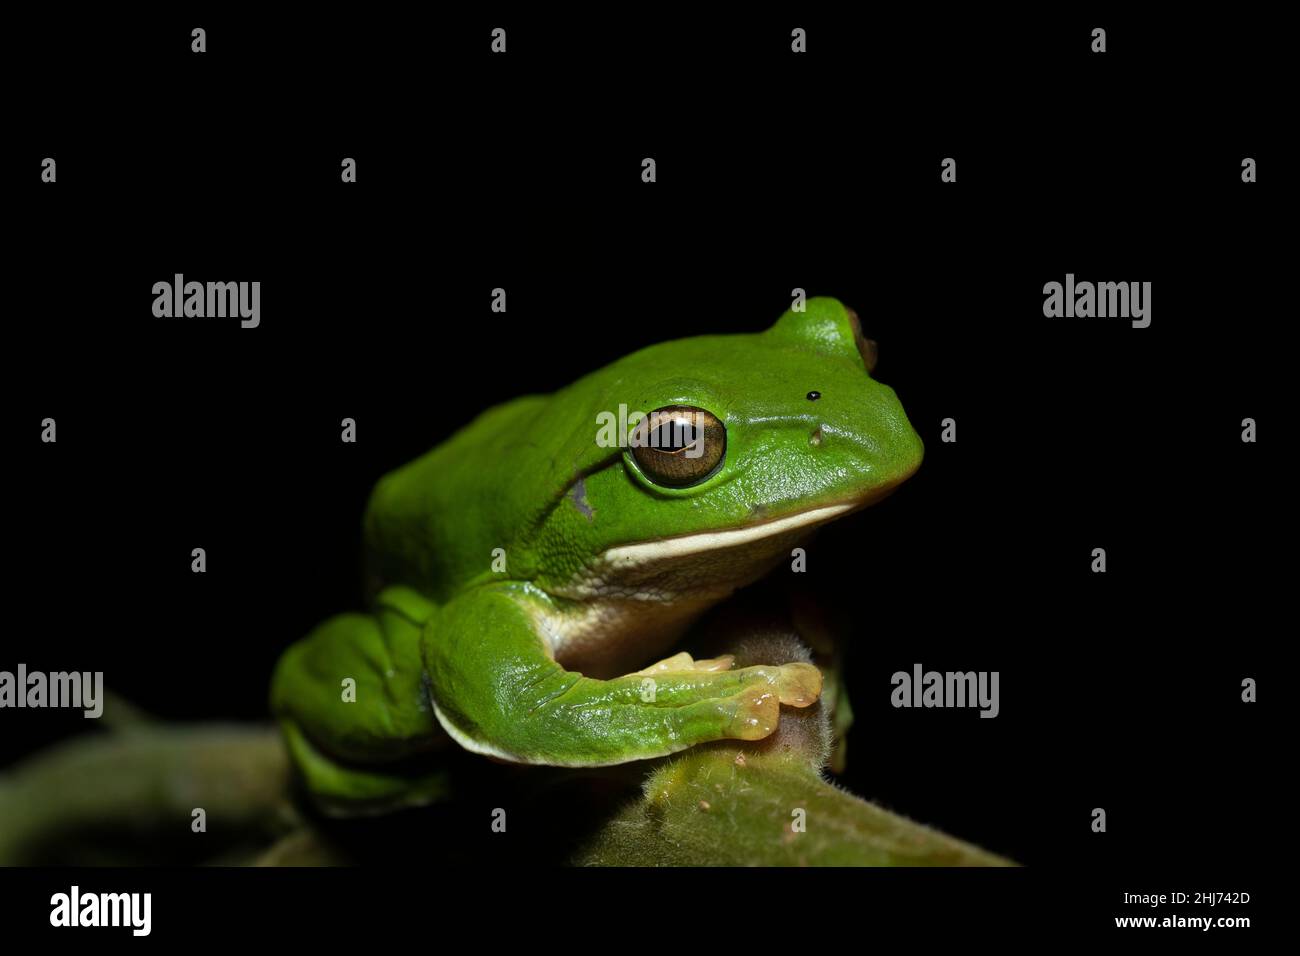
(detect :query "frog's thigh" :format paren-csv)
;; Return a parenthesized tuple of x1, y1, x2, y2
(423, 585, 823, 767)
(272, 592, 448, 807)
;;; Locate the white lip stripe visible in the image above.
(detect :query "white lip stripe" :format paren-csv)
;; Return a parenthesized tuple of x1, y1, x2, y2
(600, 502, 856, 566)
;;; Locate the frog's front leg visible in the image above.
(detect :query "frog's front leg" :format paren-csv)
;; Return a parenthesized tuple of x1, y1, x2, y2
(424, 584, 822, 767)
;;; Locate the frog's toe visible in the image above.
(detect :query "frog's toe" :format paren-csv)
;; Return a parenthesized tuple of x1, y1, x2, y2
(691, 654, 736, 672)
(775, 661, 823, 708)
(634, 652, 736, 675)
(721, 684, 781, 740)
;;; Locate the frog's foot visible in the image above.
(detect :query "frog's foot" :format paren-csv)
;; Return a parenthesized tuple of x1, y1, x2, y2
(280, 720, 450, 817)
(628, 654, 820, 708)
(632, 651, 736, 675)
(778, 661, 823, 707)
(715, 682, 780, 740)
(624, 657, 822, 743)
(623, 659, 822, 713)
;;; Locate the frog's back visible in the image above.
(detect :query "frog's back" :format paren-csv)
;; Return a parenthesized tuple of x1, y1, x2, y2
(362, 393, 551, 604)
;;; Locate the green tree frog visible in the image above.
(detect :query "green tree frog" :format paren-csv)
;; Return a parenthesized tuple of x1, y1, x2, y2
(271, 298, 924, 808)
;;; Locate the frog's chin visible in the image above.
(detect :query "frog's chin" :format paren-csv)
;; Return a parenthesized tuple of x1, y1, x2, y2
(545, 486, 901, 678)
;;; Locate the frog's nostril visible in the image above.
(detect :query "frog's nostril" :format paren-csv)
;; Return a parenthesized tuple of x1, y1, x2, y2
(809, 425, 823, 448)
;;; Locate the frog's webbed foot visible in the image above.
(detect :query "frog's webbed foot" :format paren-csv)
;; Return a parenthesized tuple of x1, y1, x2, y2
(632, 651, 735, 675)
(626, 653, 821, 707)
(622, 653, 822, 742)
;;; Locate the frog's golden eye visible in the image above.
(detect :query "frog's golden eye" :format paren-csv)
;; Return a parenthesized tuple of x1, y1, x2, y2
(629, 406, 726, 488)
(845, 307, 878, 373)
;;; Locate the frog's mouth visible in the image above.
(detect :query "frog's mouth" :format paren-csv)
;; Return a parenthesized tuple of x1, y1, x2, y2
(598, 479, 906, 573)
(548, 485, 905, 677)
(547, 498, 864, 677)
(601, 500, 856, 567)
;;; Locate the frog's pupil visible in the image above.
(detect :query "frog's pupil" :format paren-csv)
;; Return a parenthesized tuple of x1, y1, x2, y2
(806, 391, 821, 401)
(652, 424, 686, 451)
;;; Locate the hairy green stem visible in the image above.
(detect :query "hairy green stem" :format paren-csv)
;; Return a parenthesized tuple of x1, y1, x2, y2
(575, 742, 1011, 866)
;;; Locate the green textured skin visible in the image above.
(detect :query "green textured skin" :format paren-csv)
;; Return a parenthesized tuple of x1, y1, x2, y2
(271, 298, 924, 804)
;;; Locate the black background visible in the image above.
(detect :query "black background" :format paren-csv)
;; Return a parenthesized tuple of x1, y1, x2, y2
(2, 6, 1279, 937)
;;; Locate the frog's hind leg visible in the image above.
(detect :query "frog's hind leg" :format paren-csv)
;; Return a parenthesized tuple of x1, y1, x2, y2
(270, 587, 450, 814)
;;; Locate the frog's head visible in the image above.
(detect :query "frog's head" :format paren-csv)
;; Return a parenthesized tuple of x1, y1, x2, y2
(532, 297, 924, 602)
